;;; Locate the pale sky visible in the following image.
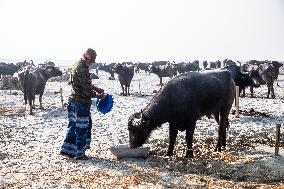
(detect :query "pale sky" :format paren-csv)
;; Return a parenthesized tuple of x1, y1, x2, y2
(0, 0, 284, 63)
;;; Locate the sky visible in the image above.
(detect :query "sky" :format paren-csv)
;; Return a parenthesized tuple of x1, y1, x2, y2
(0, 0, 284, 64)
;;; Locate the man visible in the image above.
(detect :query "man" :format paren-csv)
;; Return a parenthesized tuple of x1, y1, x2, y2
(60, 48, 106, 160)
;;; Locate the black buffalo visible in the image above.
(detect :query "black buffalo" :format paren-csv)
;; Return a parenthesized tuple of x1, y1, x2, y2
(256, 63, 277, 99)
(135, 63, 151, 75)
(113, 63, 135, 96)
(222, 65, 261, 97)
(242, 61, 283, 98)
(151, 64, 176, 85)
(99, 63, 116, 80)
(175, 62, 200, 74)
(209, 62, 217, 69)
(128, 70, 236, 158)
(16, 66, 62, 115)
(203, 61, 208, 69)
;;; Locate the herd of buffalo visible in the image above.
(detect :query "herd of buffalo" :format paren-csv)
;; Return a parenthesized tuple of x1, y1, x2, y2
(0, 59, 283, 157)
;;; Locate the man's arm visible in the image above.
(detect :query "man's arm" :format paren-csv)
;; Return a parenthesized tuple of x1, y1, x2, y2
(92, 85, 104, 94)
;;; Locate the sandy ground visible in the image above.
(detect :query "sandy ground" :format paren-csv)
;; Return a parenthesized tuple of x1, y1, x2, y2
(0, 70, 284, 189)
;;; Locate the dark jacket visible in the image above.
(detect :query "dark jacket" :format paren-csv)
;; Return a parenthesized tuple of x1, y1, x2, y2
(69, 59, 96, 105)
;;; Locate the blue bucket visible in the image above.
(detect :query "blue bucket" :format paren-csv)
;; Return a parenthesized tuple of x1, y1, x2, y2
(93, 94, 113, 114)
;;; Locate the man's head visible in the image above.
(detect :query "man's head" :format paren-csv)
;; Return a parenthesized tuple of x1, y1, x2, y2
(83, 48, 97, 65)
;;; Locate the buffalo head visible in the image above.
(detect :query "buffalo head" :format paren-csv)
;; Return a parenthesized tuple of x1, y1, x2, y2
(128, 111, 151, 148)
(248, 70, 262, 87)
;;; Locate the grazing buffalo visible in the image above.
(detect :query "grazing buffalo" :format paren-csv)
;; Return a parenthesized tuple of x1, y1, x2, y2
(135, 63, 151, 75)
(222, 65, 261, 97)
(245, 60, 283, 81)
(113, 63, 135, 96)
(175, 62, 200, 74)
(99, 63, 116, 80)
(151, 64, 176, 85)
(128, 70, 236, 158)
(243, 61, 283, 98)
(257, 63, 277, 99)
(16, 66, 62, 115)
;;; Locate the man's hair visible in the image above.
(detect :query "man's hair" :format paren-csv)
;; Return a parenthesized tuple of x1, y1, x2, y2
(83, 48, 97, 59)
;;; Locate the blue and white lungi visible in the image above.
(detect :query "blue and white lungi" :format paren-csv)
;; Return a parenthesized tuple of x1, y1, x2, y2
(60, 101, 92, 158)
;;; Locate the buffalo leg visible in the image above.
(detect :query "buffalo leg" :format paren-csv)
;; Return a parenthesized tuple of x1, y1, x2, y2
(215, 111, 229, 131)
(268, 86, 275, 99)
(31, 90, 36, 109)
(159, 77, 163, 86)
(241, 88, 245, 97)
(215, 112, 228, 151)
(39, 93, 43, 109)
(166, 123, 178, 156)
(267, 87, 270, 98)
(29, 106, 33, 115)
(250, 86, 254, 97)
(185, 121, 196, 158)
(271, 87, 275, 99)
(125, 86, 128, 96)
(221, 117, 228, 147)
(23, 88, 28, 105)
(32, 98, 35, 109)
(120, 84, 125, 96)
(26, 87, 34, 115)
(123, 85, 127, 96)
(24, 93, 27, 105)
(127, 85, 130, 96)
(28, 98, 33, 115)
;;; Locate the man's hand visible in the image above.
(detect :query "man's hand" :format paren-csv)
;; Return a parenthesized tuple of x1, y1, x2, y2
(92, 85, 104, 94)
(96, 93, 107, 100)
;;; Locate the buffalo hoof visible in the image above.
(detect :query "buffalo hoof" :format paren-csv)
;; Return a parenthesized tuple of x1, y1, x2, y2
(185, 149, 193, 158)
(214, 146, 222, 152)
(165, 152, 173, 156)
